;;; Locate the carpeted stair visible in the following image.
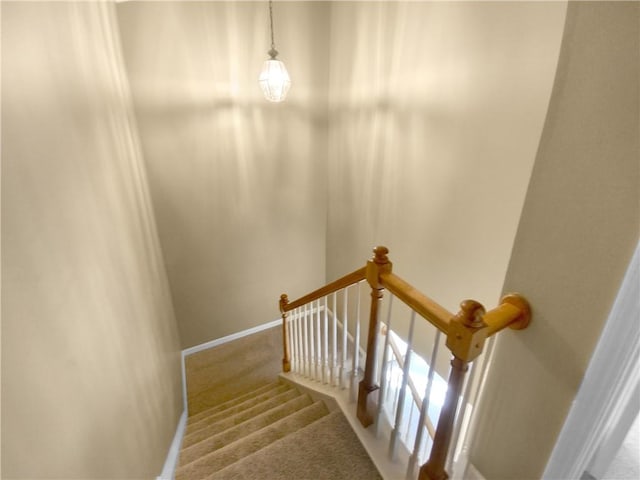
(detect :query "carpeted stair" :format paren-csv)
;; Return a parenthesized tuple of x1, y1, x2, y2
(176, 380, 382, 480)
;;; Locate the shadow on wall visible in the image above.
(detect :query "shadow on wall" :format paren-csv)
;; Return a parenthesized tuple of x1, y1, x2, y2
(325, 0, 568, 361)
(2, 2, 183, 478)
(116, 0, 330, 349)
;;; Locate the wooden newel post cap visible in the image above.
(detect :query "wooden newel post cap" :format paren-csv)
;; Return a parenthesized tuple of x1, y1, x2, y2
(455, 299, 486, 328)
(372, 246, 390, 264)
(279, 294, 289, 313)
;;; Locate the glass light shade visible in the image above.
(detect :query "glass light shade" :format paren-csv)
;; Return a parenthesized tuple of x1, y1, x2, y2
(259, 59, 291, 102)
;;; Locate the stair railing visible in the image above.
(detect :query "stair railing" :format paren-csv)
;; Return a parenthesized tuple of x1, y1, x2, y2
(279, 246, 531, 480)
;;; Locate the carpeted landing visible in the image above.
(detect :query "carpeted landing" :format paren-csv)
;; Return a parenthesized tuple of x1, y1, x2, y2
(176, 380, 382, 480)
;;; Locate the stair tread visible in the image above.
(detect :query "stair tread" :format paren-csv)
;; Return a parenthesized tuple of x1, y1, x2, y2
(182, 387, 302, 448)
(187, 381, 283, 426)
(185, 383, 291, 436)
(178, 393, 314, 466)
(208, 410, 382, 480)
(175, 400, 330, 480)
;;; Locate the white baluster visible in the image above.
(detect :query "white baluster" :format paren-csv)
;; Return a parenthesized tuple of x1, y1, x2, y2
(309, 301, 316, 380)
(316, 299, 322, 381)
(295, 307, 302, 374)
(385, 358, 394, 404)
(389, 310, 416, 461)
(340, 286, 348, 389)
(331, 292, 338, 386)
(375, 295, 395, 436)
(405, 399, 416, 444)
(288, 309, 295, 372)
(290, 308, 297, 372)
(407, 330, 441, 479)
(294, 308, 299, 373)
(303, 304, 309, 377)
(323, 296, 329, 384)
(350, 281, 362, 402)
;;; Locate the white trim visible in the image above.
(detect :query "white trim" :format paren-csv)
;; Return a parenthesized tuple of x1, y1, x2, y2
(462, 462, 487, 480)
(279, 371, 410, 480)
(156, 410, 187, 480)
(182, 319, 282, 357)
(543, 241, 640, 479)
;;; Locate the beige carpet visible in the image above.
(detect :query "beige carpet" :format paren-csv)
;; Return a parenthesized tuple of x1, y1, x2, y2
(178, 328, 382, 479)
(185, 326, 283, 416)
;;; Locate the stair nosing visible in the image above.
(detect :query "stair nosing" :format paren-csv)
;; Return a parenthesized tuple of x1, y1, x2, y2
(175, 400, 330, 479)
(186, 383, 292, 435)
(178, 393, 314, 466)
(187, 381, 283, 424)
(182, 387, 303, 448)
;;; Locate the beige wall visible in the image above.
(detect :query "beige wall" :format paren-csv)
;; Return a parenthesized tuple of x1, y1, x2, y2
(1, 2, 183, 478)
(116, 1, 330, 349)
(469, 2, 639, 478)
(326, 1, 567, 367)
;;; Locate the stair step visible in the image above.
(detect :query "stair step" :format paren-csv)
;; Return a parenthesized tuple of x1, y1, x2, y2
(185, 383, 291, 436)
(187, 381, 281, 425)
(178, 393, 314, 466)
(175, 400, 330, 480)
(182, 387, 302, 448)
(208, 410, 383, 480)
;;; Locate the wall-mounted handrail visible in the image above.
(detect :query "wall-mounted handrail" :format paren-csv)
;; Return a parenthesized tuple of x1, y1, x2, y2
(483, 293, 531, 336)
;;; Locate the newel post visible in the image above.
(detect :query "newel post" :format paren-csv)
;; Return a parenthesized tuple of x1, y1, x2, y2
(419, 299, 487, 480)
(357, 246, 392, 428)
(280, 294, 291, 373)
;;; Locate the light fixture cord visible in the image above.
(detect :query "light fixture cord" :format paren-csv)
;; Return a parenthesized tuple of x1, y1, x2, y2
(268, 0, 278, 59)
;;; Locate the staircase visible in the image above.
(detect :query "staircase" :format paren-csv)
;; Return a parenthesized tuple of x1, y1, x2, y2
(175, 380, 382, 480)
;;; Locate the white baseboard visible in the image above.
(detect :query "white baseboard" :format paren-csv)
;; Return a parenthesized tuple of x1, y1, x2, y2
(463, 462, 487, 480)
(182, 319, 282, 357)
(156, 410, 187, 480)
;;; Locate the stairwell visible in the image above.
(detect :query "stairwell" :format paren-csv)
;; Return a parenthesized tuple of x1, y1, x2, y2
(176, 327, 382, 480)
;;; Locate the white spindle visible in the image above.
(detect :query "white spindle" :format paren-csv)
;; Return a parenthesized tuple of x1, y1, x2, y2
(297, 308, 303, 373)
(296, 307, 304, 375)
(331, 292, 338, 386)
(340, 286, 348, 389)
(389, 310, 417, 461)
(316, 299, 322, 381)
(290, 308, 297, 372)
(303, 304, 310, 377)
(350, 281, 362, 402)
(322, 296, 329, 384)
(392, 360, 401, 418)
(385, 359, 394, 404)
(375, 295, 395, 436)
(288, 309, 295, 372)
(407, 330, 442, 479)
(310, 301, 316, 380)
(405, 401, 416, 444)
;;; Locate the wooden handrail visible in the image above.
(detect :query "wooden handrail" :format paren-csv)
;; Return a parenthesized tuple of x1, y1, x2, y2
(279, 246, 532, 480)
(380, 272, 453, 334)
(483, 293, 532, 336)
(281, 266, 367, 312)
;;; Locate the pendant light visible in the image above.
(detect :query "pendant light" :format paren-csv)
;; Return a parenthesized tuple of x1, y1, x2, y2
(259, 0, 291, 102)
